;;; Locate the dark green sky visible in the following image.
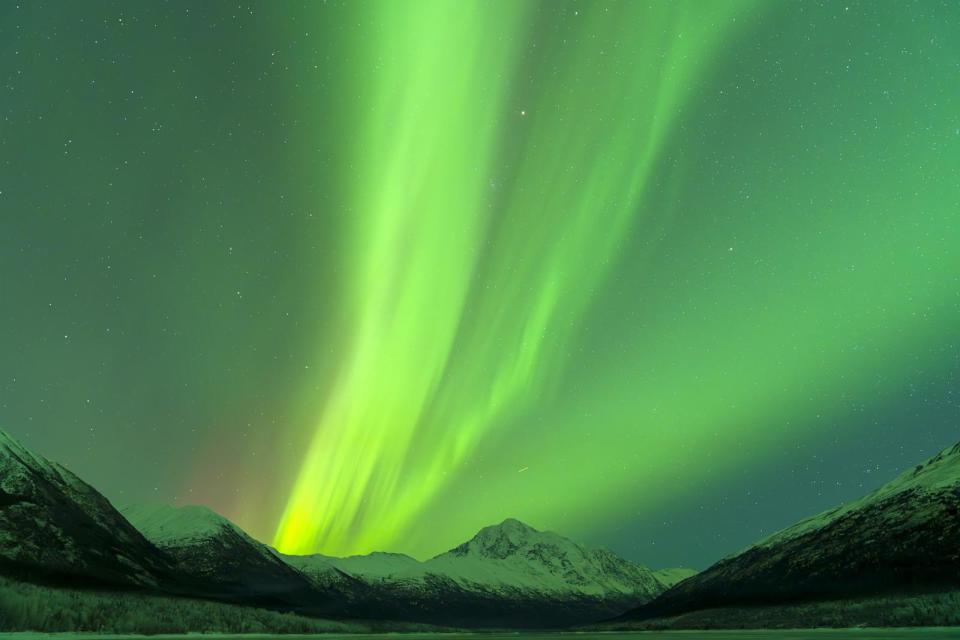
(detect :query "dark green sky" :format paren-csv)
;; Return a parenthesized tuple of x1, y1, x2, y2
(1, 0, 958, 569)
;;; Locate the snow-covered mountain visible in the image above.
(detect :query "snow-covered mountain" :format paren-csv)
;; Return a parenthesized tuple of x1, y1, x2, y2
(0, 428, 172, 587)
(122, 503, 357, 614)
(285, 518, 667, 627)
(289, 550, 420, 581)
(622, 440, 960, 623)
(0, 427, 672, 627)
(417, 518, 663, 598)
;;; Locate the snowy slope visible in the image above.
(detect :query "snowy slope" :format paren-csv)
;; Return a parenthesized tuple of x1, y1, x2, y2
(285, 518, 666, 627)
(122, 503, 354, 612)
(623, 440, 960, 622)
(404, 518, 663, 598)
(0, 428, 172, 587)
(329, 551, 421, 578)
(757, 441, 960, 549)
(0, 428, 663, 627)
(123, 504, 267, 553)
(290, 518, 663, 600)
(285, 550, 419, 581)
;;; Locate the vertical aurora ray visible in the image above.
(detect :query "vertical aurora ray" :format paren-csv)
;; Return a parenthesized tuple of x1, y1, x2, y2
(272, 0, 531, 554)
(398, 0, 960, 556)
(274, 0, 756, 556)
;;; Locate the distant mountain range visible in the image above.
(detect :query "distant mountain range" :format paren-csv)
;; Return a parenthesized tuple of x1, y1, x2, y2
(6, 426, 960, 631)
(119, 503, 359, 617)
(283, 517, 667, 626)
(0, 429, 677, 628)
(615, 441, 960, 628)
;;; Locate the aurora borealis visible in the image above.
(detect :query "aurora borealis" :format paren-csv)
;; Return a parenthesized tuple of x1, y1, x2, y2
(2, 0, 959, 569)
(272, 0, 760, 556)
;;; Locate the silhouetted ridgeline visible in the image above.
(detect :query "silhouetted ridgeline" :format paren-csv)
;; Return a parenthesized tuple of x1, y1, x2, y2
(5, 427, 960, 632)
(610, 441, 960, 629)
(0, 428, 671, 632)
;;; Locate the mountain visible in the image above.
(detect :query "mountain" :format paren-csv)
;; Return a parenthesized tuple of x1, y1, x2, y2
(289, 551, 420, 581)
(285, 518, 666, 627)
(0, 428, 173, 588)
(653, 567, 698, 588)
(620, 441, 960, 625)
(121, 503, 357, 614)
(0, 427, 668, 628)
(327, 552, 421, 579)
(419, 518, 663, 598)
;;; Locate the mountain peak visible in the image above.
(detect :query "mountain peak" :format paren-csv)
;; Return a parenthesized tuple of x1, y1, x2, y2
(421, 517, 663, 602)
(0, 427, 172, 588)
(448, 518, 544, 559)
(493, 517, 538, 533)
(121, 503, 338, 609)
(121, 503, 244, 547)
(354, 550, 418, 561)
(0, 427, 59, 477)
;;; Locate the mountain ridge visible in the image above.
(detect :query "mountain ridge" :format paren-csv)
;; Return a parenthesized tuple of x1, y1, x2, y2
(618, 439, 960, 626)
(121, 503, 356, 615)
(3, 426, 959, 630)
(280, 516, 668, 627)
(753, 441, 960, 551)
(0, 428, 174, 588)
(0, 426, 669, 628)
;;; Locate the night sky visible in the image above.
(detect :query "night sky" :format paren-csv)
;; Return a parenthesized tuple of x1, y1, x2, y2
(2, 0, 959, 570)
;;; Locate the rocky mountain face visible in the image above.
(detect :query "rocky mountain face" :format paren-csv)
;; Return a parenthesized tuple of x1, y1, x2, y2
(121, 504, 357, 614)
(0, 427, 670, 627)
(0, 429, 352, 615)
(622, 441, 960, 622)
(0, 429, 173, 588)
(285, 518, 667, 627)
(424, 518, 664, 598)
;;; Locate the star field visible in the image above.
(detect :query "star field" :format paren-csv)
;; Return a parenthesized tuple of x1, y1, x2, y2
(1, 0, 958, 569)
